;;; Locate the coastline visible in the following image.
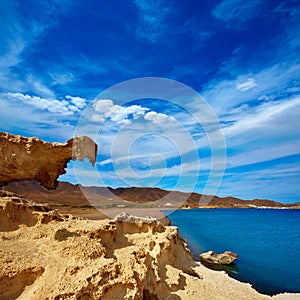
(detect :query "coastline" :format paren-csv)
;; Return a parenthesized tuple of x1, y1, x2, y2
(162, 208, 300, 299)
(101, 207, 300, 299)
(1, 196, 300, 299)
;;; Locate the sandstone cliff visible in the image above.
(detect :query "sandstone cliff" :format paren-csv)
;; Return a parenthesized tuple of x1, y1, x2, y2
(0, 193, 281, 300)
(0, 132, 97, 189)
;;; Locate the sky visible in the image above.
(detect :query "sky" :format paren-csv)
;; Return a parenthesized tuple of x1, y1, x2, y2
(0, 0, 299, 203)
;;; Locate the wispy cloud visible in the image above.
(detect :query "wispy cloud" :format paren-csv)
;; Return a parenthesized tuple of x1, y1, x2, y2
(227, 141, 300, 169)
(202, 63, 300, 115)
(236, 78, 257, 92)
(223, 96, 300, 137)
(26, 74, 55, 98)
(50, 72, 74, 86)
(3, 92, 87, 116)
(219, 159, 300, 202)
(0, 0, 72, 96)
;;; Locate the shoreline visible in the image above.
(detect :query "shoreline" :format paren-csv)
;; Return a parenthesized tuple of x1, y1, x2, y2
(1, 196, 299, 299)
(162, 208, 300, 298)
(49, 205, 300, 298)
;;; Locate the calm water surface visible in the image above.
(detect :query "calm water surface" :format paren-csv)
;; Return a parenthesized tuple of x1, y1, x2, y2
(165, 208, 300, 295)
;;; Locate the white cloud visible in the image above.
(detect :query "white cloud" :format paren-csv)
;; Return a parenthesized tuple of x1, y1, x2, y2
(6, 93, 71, 115)
(223, 96, 300, 137)
(4, 92, 87, 116)
(111, 105, 149, 124)
(93, 99, 116, 113)
(92, 99, 149, 125)
(257, 94, 270, 101)
(144, 111, 175, 124)
(66, 95, 87, 109)
(236, 78, 257, 92)
(92, 99, 177, 126)
(0, 96, 76, 141)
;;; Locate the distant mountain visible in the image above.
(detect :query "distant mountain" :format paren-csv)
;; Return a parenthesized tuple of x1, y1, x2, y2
(2, 180, 298, 209)
(206, 196, 286, 208)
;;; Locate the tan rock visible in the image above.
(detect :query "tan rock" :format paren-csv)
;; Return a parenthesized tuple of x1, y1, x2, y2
(0, 193, 289, 300)
(200, 250, 238, 265)
(0, 132, 97, 189)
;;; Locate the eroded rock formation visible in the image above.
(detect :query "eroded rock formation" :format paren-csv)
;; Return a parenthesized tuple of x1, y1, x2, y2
(0, 194, 196, 299)
(0, 194, 273, 300)
(0, 132, 97, 189)
(200, 250, 238, 265)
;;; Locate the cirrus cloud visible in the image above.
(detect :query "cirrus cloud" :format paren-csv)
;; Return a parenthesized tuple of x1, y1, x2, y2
(236, 78, 257, 92)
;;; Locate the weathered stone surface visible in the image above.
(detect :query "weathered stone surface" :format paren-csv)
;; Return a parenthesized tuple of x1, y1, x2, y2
(0, 194, 197, 300)
(0, 132, 97, 189)
(0, 192, 279, 299)
(114, 212, 156, 223)
(200, 250, 238, 265)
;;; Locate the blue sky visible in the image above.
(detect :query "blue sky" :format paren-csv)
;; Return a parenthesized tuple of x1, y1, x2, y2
(0, 0, 299, 203)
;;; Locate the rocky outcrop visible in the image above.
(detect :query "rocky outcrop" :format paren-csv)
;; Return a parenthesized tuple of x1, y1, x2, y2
(114, 212, 156, 223)
(0, 192, 289, 299)
(0, 193, 197, 300)
(0, 132, 97, 189)
(0, 191, 69, 231)
(200, 251, 238, 265)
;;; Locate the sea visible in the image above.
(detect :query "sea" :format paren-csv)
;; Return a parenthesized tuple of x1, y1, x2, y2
(164, 208, 300, 296)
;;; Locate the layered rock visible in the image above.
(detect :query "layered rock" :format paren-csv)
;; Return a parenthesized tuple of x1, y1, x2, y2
(0, 194, 197, 299)
(0, 132, 97, 189)
(200, 251, 238, 265)
(0, 193, 293, 299)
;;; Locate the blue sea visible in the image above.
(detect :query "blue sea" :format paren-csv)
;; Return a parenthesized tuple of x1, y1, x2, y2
(164, 208, 300, 295)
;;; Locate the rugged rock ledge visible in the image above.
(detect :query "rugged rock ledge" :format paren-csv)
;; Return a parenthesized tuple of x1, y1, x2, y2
(1, 193, 297, 300)
(0, 132, 97, 189)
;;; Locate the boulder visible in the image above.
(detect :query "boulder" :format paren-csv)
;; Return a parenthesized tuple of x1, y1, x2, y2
(200, 250, 238, 265)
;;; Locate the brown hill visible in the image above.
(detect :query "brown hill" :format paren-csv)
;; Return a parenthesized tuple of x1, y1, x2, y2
(3, 180, 90, 206)
(207, 196, 286, 208)
(2, 180, 292, 209)
(111, 187, 169, 203)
